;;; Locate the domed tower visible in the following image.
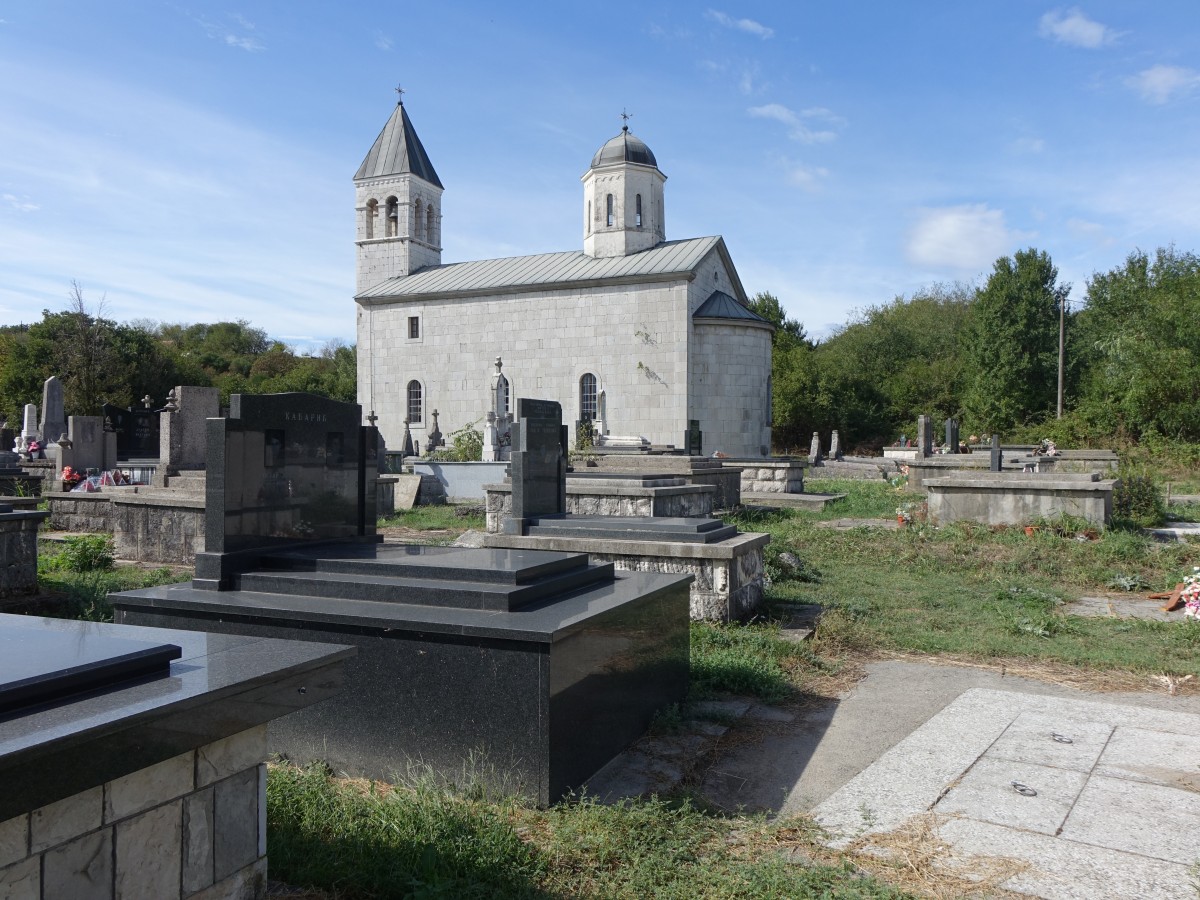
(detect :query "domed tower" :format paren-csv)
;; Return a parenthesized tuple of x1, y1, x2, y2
(354, 95, 443, 293)
(582, 121, 666, 258)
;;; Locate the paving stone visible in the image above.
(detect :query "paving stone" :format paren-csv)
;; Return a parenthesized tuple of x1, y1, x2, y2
(1059, 775, 1200, 864)
(985, 710, 1113, 773)
(1093, 726, 1200, 791)
(934, 757, 1088, 835)
(938, 816, 1195, 900)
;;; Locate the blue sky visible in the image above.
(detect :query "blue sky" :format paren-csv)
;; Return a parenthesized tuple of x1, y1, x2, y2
(1, 3, 1197, 349)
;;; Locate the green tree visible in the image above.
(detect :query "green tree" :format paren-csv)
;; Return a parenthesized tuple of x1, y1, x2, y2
(963, 248, 1069, 433)
(1074, 247, 1200, 440)
(746, 291, 809, 348)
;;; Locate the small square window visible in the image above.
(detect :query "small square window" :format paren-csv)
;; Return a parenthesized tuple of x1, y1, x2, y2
(408, 316, 420, 339)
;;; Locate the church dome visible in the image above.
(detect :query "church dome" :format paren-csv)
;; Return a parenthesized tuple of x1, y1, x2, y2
(590, 126, 658, 169)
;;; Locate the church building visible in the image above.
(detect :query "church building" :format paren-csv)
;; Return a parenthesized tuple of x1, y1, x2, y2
(354, 99, 773, 457)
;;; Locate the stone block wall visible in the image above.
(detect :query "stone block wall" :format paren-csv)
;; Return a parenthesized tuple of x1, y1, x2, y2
(484, 487, 713, 533)
(585, 548, 764, 622)
(0, 726, 269, 900)
(0, 510, 49, 600)
(738, 462, 805, 494)
(46, 494, 115, 533)
(112, 498, 205, 565)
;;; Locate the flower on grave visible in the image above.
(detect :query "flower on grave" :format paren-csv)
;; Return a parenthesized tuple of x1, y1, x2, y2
(1182, 567, 1200, 619)
(61, 466, 83, 486)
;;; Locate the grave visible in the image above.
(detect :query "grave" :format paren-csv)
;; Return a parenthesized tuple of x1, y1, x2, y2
(0, 502, 51, 605)
(111, 392, 690, 806)
(38, 377, 67, 460)
(924, 472, 1116, 528)
(0, 613, 351, 899)
(102, 395, 161, 461)
(484, 399, 767, 621)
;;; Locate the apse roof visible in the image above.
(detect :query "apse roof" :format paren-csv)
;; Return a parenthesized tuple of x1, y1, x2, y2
(693, 290, 769, 322)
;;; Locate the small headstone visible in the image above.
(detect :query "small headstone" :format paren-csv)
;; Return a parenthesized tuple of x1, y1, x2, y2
(990, 434, 1003, 472)
(401, 419, 414, 457)
(39, 377, 66, 452)
(502, 398, 568, 534)
(830, 430, 843, 460)
(916, 415, 932, 459)
(944, 418, 960, 455)
(686, 419, 703, 457)
(482, 411, 499, 462)
(809, 431, 823, 464)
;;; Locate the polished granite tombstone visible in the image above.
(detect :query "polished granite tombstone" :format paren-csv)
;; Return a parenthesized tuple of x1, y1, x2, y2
(113, 545, 689, 805)
(196, 391, 381, 589)
(0, 612, 352, 821)
(112, 393, 690, 805)
(502, 398, 569, 534)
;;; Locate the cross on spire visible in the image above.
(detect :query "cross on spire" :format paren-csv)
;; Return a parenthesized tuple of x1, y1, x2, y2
(395, 84, 405, 105)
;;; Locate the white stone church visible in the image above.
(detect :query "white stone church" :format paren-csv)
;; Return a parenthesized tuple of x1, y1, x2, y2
(354, 100, 773, 457)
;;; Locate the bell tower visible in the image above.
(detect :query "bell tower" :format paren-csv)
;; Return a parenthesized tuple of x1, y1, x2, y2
(354, 90, 443, 294)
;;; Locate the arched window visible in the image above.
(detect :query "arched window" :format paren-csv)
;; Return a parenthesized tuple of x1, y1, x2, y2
(365, 199, 378, 239)
(636, 194, 643, 227)
(406, 380, 423, 423)
(426, 205, 436, 243)
(580, 373, 598, 422)
(606, 194, 614, 227)
(385, 197, 398, 237)
(414, 199, 424, 240)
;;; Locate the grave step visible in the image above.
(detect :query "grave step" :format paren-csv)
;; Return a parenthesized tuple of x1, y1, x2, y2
(526, 515, 738, 544)
(260, 545, 590, 585)
(234, 561, 615, 612)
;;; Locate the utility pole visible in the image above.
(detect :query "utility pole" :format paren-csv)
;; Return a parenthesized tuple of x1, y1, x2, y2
(1056, 297, 1066, 419)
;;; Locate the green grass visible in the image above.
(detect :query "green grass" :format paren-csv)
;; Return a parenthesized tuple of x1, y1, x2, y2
(747, 489, 1200, 677)
(689, 620, 833, 703)
(379, 504, 486, 533)
(36, 536, 188, 621)
(267, 763, 912, 899)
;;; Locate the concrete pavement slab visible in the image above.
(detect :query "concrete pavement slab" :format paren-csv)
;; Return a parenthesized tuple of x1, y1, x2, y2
(1059, 776, 1200, 865)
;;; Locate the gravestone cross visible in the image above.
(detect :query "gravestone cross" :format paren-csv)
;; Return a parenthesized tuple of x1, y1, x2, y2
(502, 398, 568, 535)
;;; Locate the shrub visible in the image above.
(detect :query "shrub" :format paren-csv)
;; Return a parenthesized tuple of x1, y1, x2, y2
(1112, 466, 1166, 527)
(429, 423, 484, 462)
(60, 535, 115, 572)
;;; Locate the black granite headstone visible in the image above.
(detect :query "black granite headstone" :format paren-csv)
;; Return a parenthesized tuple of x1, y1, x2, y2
(944, 418, 959, 454)
(687, 420, 703, 456)
(195, 392, 379, 589)
(102, 402, 160, 459)
(990, 434, 1003, 471)
(503, 398, 568, 534)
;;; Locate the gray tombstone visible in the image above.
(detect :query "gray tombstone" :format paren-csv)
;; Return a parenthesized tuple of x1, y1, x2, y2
(154, 386, 219, 486)
(502, 398, 568, 535)
(39, 377, 67, 449)
(944, 418, 960, 454)
(990, 434, 1003, 472)
(809, 431, 823, 464)
(830, 430, 843, 460)
(916, 415, 932, 459)
(686, 419, 702, 457)
(401, 419, 414, 457)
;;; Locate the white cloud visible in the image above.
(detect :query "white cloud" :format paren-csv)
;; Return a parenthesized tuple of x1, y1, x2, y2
(1126, 65, 1200, 104)
(374, 31, 393, 51)
(748, 103, 842, 143)
(3, 194, 38, 212)
(705, 9, 773, 40)
(192, 14, 264, 52)
(784, 163, 828, 192)
(1037, 8, 1116, 48)
(906, 205, 1031, 270)
(1010, 136, 1045, 154)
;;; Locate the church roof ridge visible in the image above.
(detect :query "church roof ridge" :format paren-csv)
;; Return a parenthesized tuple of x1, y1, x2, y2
(354, 101, 443, 187)
(357, 235, 727, 301)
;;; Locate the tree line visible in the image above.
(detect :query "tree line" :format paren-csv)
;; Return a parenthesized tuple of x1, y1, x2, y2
(0, 284, 355, 427)
(751, 245, 1200, 452)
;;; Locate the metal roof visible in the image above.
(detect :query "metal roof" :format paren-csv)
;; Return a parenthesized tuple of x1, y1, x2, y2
(357, 236, 726, 301)
(693, 290, 769, 323)
(354, 102, 443, 188)
(590, 126, 659, 169)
